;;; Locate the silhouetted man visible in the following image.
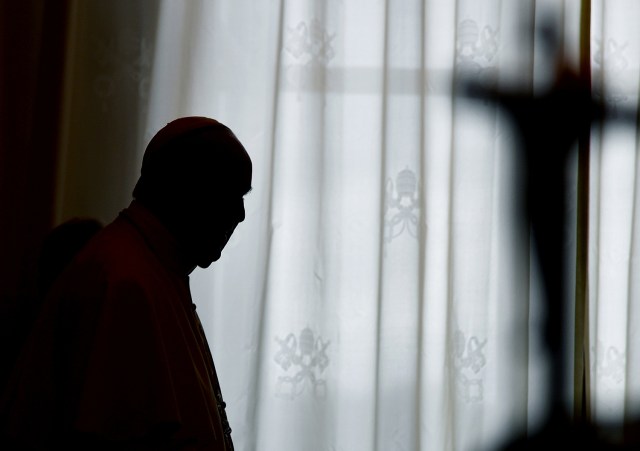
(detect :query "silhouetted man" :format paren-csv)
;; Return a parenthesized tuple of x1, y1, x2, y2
(1, 117, 252, 450)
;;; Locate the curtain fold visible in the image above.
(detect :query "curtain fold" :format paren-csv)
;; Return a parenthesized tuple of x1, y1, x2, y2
(55, 0, 160, 224)
(573, 0, 592, 423)
(588, 1, 640, 439)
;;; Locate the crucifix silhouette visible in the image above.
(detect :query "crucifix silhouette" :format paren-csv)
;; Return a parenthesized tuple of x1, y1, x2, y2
(463, 21, 638, 449)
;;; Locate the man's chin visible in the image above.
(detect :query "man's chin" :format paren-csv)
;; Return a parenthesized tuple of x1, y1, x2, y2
(196, 251, 222, 268)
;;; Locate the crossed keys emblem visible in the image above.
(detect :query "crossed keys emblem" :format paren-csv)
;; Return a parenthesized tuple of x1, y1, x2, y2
(452, 329, 487, 403)
(274, 327, 330, 399)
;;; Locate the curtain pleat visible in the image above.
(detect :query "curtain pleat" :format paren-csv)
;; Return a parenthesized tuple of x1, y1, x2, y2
(574, 0, 592, 424)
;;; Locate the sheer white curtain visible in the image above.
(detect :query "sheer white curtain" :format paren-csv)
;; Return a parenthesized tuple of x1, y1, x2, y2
(140, 1, 584, 450)
(588, 0, 640, 433)
(55, 0, 640, 449)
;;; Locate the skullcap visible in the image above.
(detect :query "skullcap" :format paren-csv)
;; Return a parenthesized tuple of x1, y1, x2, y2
(141, 117, 226, 175)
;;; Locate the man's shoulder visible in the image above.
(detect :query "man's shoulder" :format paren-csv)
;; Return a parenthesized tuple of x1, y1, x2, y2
(63, 217, 159, 286)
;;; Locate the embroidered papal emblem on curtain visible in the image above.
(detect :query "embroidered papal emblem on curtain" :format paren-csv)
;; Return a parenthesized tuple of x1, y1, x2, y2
(592, 340, 626, 385)
(274, 327, 330, 399)
(284, 18, 336, 66)
(93, 30, 152, 112)
(283, 17, 335, 92)
(451, 328, 487, 403)
(592, 37, 630, 114)
(384, 167, 420, 243)
(455, 19, 498, 86)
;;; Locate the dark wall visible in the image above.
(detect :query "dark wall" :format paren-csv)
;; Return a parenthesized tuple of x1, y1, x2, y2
(0, 0, 70, 349)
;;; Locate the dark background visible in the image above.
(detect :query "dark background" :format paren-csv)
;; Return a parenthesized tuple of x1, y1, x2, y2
(0, 0, 70, 307)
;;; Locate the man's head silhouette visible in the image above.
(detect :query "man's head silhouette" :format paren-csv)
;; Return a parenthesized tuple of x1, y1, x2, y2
(133, 117, 252, 269)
